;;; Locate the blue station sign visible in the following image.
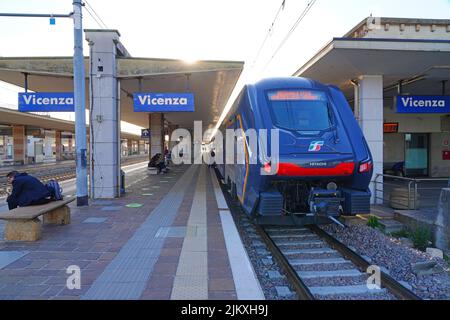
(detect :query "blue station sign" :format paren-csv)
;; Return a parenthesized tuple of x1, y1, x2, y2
(18, 92, 74, 112)
(133, 93, 195, 112)
(396, 95, 450, 114)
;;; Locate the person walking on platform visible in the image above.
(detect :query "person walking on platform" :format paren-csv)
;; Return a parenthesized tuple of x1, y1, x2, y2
(5, 171, 52, 210)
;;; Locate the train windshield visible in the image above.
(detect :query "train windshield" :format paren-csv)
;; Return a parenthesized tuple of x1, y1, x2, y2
(267, 90, 332, 132)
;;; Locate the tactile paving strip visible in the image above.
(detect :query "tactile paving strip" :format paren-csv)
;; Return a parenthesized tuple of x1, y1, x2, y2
(171, 166, 208, 300)
(82, 165, 197, 300)
(0, 251, 29, 269)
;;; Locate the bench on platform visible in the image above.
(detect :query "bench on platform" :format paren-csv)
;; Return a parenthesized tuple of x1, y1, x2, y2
(0, 197, 75, 241)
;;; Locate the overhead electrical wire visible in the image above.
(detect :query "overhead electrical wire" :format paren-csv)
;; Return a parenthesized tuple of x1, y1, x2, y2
(250, 0, 286, 69)
(261, 0, 317, 73)
(84, 0, 108, 29)
(212, 0, 318, 138)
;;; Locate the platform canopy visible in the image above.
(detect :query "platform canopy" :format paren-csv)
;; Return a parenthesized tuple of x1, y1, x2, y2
(0, 106, 140, 141)
(0, 57, 244, 130)
(293, 37, 450, 98)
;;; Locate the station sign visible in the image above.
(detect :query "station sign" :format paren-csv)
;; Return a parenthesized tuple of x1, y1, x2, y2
(141, 129, 151, 139)
(133, 93, 195, 112)
(396, 95, 450, 114)
(18, 92, 74, 112)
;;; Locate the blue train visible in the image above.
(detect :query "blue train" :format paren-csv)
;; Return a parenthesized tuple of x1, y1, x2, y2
(218, 77, 373, 226)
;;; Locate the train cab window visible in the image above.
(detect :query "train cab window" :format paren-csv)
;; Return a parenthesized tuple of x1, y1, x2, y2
(267, 90, 332, 132)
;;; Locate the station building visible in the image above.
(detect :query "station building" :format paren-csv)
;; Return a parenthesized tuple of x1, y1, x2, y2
(294, 17, 450, 192)
(0, 106, 146, 166)
(0, 30, 243, 199)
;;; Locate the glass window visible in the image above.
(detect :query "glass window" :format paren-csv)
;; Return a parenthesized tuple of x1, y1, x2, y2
(267, 90, 332, 132)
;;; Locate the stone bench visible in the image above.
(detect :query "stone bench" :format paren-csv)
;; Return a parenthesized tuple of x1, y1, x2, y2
(0, 197, 75, 241)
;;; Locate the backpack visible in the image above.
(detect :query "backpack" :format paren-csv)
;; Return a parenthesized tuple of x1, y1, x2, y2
(46, 179, 63, 201)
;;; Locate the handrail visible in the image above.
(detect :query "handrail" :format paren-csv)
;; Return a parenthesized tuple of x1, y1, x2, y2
(373, 174, 449, 210)
(375, 174, 449, 183)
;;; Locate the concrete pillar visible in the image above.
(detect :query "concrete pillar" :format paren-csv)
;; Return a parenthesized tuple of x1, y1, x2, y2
(44, 131, 54, 161)
(86, 30, 125, 199)
(358, 75, 384, 204)
(127, 139, 132, 156)
(168, 124, 178, 150)
(68, 136, 73, 153)
(138, 140, 145, 154)
(55, 130, 62, 161)
(149, 113, 164, 158)
(12, 125, 25, 165)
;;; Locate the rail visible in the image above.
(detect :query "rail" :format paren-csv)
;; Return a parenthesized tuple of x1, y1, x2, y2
(373, 174, 449, 211)
(256, 224, 420, 300)
(255, 225, 314, 300)
(310, 226, 421, 300)
(0, 155, 149, 197)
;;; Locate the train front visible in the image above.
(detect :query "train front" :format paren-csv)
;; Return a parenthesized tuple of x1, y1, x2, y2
(253, 81, 373, 226)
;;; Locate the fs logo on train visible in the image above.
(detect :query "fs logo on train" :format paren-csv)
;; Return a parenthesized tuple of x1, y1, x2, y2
(309, 141, 324, 152)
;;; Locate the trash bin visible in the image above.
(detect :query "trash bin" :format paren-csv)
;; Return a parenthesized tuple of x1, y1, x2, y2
(120, 170, 125, 196)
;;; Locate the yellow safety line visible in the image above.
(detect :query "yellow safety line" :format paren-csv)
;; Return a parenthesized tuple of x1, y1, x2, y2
(236, 114, 249, 205)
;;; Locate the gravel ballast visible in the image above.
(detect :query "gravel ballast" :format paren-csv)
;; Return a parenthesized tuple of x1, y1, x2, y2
(322, 224, 450, 300)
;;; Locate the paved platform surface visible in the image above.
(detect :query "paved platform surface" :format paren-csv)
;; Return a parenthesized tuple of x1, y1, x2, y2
(0, 165, 263, 300)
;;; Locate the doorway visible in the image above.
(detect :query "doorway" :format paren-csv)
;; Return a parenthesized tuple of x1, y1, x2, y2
(405, 133, 429, 177)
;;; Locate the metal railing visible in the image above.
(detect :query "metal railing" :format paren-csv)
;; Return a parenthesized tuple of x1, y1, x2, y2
(373, 174, 449, 211)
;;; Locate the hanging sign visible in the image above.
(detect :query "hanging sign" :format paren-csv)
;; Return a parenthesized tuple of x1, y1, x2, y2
(19, 92, 74, 112)
(133, 93, 195, 112)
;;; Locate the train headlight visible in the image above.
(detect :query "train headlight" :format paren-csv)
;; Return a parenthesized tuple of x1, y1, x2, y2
(359, 160, 373, 173)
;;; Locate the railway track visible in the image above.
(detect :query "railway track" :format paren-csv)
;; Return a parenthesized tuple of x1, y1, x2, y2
(255, 224, 421, 300)
(0, 156, 149, 197)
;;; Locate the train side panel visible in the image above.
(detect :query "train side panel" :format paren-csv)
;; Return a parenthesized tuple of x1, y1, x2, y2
(219, 77, 373, 225)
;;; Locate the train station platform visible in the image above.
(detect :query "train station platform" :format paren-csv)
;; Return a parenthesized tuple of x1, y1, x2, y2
(0, 164, 264, 300)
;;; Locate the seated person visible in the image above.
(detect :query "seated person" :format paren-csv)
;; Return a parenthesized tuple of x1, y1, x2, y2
(6, 171, 52, 210)
(164, 149, 172, 166)
(148, 153, 169, 174)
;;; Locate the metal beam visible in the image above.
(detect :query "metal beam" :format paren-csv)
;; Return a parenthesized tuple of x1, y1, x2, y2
(0, 13, 72, 18)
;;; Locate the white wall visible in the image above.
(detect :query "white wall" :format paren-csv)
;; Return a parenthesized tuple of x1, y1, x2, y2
(430, 132, 450, 177)
(384, 133, 404, 164)
(382, 105, 450, 177)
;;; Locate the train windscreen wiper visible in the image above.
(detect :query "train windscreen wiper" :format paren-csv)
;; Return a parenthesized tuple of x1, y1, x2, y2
(328, 104, 340, 144)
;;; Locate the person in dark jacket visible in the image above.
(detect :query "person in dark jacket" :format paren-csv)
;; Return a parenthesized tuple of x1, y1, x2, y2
(6, 171, 52, 210)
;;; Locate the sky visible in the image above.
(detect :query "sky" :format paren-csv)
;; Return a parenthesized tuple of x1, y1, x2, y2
(0, 0, 449, 134)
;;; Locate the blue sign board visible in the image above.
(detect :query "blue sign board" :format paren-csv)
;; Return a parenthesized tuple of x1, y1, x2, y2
(133, 93, 195, 112)
(397, 95, 450, 114)
(18, 92, 74, 112)
(141, 129, 151, 139)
